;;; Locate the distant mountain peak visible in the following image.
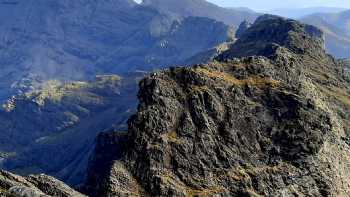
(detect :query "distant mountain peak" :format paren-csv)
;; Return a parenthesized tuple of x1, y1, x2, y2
(218, 14, 325, 60)
(141, 0, 259, 26)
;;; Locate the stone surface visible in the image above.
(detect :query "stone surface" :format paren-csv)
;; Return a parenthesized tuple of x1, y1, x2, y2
(84, 15, 350, 196)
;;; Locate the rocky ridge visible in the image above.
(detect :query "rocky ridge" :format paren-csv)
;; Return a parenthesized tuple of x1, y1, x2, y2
(83, 15, 350, 196)
(0, 170, 85, 196)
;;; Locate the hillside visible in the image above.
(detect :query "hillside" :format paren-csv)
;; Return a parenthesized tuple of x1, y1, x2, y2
(302, 13, 350, 58)
(83, 15, 350, 196)
(0, 0, 233, 100)
(0, 74, 141, 186)
(303, 10, 350, 36)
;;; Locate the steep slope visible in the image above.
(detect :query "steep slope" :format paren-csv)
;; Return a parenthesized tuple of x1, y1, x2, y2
(0, 170, 85, 197)
(84, 15, 350, 196)
(0, 74, 141, 186)
(0, 0, 233, 99)
(302, 13, 350, 58)
(141, 0, 259, 26)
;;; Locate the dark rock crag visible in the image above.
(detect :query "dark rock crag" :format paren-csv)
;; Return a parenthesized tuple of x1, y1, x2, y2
(84, 15, 350, 196)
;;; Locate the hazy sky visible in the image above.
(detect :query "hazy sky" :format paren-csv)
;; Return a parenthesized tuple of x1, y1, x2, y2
(207, 0, 350, 10)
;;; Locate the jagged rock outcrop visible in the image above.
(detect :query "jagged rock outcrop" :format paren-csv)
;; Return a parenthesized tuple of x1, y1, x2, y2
(84, 15, 350, 196)
(0, 170, 85, 196)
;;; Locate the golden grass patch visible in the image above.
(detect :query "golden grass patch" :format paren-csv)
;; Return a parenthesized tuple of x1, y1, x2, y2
(195, 68, 279, 88)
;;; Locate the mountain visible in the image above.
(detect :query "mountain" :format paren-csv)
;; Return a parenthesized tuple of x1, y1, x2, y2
(141, 0, 259, 26)
(0, 170, 84, 196)
(0, 0, 236, 186)
(83, 15, 350, 196)
(302, 10, 350, 35)
(268, 7, 347, 19)
(0, 0, 233, 100)
(340, 59, 350, 80)
(218, 15, 326, 59)
(301, 11, 350, 58)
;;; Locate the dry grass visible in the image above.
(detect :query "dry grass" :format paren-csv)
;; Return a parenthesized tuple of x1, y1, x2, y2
(160, 170, 226, 197)
(187, 187, 226, 197)
(319, 86, 350, 110)
(195, 68, 279, 88)
(190, 85, 210, 93)
(165, 131, 185, 144)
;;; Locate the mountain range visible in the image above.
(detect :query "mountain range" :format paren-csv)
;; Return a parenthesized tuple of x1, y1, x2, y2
(301, 10, 350, 59)
(0, 0, 350, 195)
(268, 7, 347, 19)
(0, 0, 234, 100)
(141, 0, 259, 26)
(0, 0, 246, 187)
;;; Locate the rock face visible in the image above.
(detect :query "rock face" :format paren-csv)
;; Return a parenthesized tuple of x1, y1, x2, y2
(84, 15, 350, 196)
(0, 170, 85, 197)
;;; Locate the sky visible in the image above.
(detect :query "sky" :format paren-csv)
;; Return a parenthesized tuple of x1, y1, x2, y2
(207, 0, 350, 11)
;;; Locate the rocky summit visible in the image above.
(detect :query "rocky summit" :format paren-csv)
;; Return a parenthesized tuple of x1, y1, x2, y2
(83, 15, 350, 196)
